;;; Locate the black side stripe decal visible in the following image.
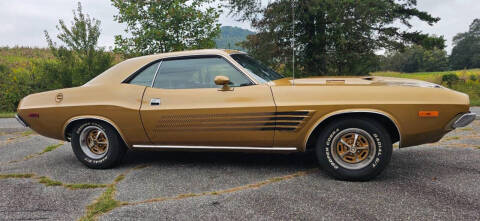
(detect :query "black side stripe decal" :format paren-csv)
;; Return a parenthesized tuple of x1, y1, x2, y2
(271, 117, 305, 121)
(275, 111, 310, 116)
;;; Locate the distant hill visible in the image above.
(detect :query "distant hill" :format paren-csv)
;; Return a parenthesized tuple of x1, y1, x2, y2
(215, 26, 255, 51)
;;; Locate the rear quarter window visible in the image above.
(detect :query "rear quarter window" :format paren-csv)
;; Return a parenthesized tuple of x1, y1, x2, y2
(128, 62, 160, 87)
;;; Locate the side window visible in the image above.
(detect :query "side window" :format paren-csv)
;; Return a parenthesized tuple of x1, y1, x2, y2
(129, 62, 160, 87)
(153, 57, 252, 89)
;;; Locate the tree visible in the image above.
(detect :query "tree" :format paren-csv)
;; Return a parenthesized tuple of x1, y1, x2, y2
(381, 46, 448, 73)
(44, 2, 114, 87)
(226, 0, 440, 76)
(422, 47, 449, 71)
(112, 0, 221, 56)
(450, 19, 480, 70)
(414, 35, 446, 50)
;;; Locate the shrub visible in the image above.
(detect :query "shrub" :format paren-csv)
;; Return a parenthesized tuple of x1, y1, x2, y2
(442, 73, 460, 87)
(450, 80, 480, 106)
(470, 74, 478, 82)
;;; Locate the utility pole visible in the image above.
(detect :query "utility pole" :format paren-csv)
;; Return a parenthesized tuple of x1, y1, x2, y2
(292, 0, 295, 86)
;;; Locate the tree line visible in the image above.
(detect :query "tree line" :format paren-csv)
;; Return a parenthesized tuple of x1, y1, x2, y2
(2, 0, 480, 112)
(380, 19, 480, 73)
(230, 0, 480, 75)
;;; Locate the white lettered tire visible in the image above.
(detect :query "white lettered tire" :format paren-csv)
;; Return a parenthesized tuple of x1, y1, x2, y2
(315, 118, 392, 181)
(71, 121, 126, 169)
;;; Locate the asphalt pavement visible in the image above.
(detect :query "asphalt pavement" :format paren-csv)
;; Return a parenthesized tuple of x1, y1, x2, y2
(0, 118, 26, 133)
(0, 111, 479, 220)
(472, 106, 480, 119)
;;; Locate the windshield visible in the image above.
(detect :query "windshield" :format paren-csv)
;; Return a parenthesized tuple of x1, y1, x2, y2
(230, 54, 284, 83)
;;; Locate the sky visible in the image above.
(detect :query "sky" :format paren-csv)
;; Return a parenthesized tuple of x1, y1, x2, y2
(0, 0, 479, 53)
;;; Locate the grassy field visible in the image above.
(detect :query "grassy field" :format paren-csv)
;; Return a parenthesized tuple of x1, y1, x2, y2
(0, 112, 16, 118)
(0, 47, 53, 69)
(372, 69, 480, 106)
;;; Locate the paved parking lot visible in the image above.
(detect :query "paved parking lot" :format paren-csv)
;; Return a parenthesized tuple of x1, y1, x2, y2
(0, 116, 479, 220)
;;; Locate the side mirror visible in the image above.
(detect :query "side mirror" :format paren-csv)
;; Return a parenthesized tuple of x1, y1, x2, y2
(214, 75, 233, 91)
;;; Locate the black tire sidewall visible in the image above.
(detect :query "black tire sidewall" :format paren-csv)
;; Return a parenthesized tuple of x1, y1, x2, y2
(316, 118, 392, 181)
(71, 121, 124, 169)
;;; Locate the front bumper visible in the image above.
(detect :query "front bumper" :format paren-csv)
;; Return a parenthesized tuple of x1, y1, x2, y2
(15, 114, 28, 127)
(451, 112, 476, 129)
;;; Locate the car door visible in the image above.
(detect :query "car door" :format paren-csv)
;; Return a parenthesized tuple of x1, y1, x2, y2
(139, 55, 276, 147)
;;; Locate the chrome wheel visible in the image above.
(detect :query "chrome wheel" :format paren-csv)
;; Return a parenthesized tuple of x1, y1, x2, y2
(330, 128, 376, 170)
(79, 126, 109, 159)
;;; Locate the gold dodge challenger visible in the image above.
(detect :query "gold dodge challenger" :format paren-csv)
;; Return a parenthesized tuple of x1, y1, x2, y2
(16, 49, 476, 181)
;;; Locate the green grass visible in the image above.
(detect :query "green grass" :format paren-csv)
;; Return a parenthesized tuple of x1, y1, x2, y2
(65, 183, 108, 190)
(37, 176, 108, 190)
(80, 185, 122, 221)
(38, 176, 63, 186)
(0, 172, 107, 193)
(371, 69, 480, 82)
(444, 136, 460, 141)
(41, 143, 63, 154)
(0, 112, 15, 118)
(22, 142, 62, 161)
(21, 130, 34, 136)
(114, 174, 125, 183)
(0, 174, 35, 179)
(372, 69, 480, 106)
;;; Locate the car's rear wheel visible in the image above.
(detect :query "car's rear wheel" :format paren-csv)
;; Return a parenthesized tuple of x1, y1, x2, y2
(71, 121, 126, 169)
(315, 118, 392, 181)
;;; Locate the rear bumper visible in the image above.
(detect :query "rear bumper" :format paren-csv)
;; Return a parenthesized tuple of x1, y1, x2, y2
(449, 112, 476, 129)
(15, 114, 28, 127)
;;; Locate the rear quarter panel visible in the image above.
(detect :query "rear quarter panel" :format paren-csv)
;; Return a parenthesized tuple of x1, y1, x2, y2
(17, 84, 149, 146)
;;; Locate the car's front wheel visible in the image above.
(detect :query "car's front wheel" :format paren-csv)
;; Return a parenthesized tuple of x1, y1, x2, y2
(315, 118, 392, 181)
(71, 121, 126, 169)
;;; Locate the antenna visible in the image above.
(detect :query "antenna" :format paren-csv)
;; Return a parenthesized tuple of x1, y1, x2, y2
(291, 0, 295, 86)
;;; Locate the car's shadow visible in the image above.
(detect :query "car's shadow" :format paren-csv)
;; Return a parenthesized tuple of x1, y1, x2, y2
(121, 149, 319, 170)
(116, 146, 480, 182)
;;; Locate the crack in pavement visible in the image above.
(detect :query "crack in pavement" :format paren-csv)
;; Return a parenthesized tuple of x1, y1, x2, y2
(0, 131, 36, 147)
(0, 142, 65, 167)
(79, 164, 150, 221)
(79, 166, 318, 221)
(0, 173, 108, 190)
(127, 168, 319, 206)
(7, 142, 65, 164)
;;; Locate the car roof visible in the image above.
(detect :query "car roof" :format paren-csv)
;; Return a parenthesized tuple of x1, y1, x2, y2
(85, 49, 247, 86)
(134, 49, 246, 61)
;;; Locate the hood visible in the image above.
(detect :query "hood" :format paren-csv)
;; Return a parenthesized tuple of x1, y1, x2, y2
(271, 76, 443, 88)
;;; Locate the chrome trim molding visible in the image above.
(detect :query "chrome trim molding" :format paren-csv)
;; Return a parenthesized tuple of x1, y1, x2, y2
(148, 54, 259, 85)
(132, 145, 297, 151)
(304, 110, 403, 148)
(452, 113, 476, 128)
(150, 60, 162, 88)
(15, 114, 28, 127)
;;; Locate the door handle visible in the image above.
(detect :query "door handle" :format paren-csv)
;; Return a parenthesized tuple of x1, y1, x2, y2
(150, 98, 161, 106)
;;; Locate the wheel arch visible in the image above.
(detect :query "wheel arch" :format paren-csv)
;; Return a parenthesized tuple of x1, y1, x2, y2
(62, 116, 130, 148)
(304, 109, 402, 151)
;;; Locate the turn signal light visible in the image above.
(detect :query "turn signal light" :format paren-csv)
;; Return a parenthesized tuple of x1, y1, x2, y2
(419, 111, 439, 117)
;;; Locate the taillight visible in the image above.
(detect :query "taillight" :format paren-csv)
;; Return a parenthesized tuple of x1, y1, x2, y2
(28, 113, 40, 118)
